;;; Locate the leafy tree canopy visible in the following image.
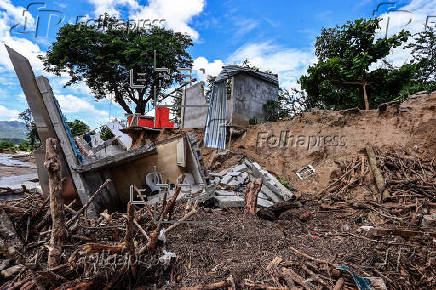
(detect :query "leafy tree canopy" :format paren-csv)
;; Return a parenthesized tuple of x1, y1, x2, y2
(299, 18, 410, 110)
(40, 15, 193, 115)
(66, 119, 90, 137)
(18, 109, 40, 147)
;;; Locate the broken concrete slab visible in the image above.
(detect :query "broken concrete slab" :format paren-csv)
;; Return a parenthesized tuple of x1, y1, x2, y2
(229, 171, 241, 177)
(261, 184, 282, 202)
(258, 191, 270, 201)
(220, 174, 233, 186)
(244, 159, 294, 201)
(215, 195, 244, 208)
(215, 190, 236, 196)
(233, 163, 248, 173)
(257, 197, 274, 208)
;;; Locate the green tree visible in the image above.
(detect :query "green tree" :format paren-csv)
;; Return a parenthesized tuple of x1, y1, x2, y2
(100, 126, 115, 141)
(0, 141, 15, 149)
(18, 109, 40, 147)
(407, 27, 436, 83)
(299, 18, 410, 110)
(66, 119, 90, 137)
(40, 15, 193, 115)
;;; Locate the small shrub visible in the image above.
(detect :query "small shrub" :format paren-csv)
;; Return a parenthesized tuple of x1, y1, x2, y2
(277, 175, 294, 191)
(249, 117, 258, 125)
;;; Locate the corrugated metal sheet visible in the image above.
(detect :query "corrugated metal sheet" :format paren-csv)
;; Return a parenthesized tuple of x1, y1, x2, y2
(203, 82, 227, 149)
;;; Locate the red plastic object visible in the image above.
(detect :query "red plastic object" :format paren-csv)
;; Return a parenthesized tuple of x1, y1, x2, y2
(127, 107, 174, 128)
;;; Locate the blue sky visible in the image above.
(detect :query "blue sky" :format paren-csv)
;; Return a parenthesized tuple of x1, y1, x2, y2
(0, 0, 434, 128)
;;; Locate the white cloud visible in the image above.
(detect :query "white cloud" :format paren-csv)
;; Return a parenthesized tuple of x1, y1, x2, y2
(55, 94, 109, 119)
(227, 42, 316, 90)
(0, 104, 19, 120)
(374, 0, 436, 67)
(193, 57, 224, 81)
(0, 0, 44, 72)
(88, 0, 205, 40)
(88, 0, 139, 17)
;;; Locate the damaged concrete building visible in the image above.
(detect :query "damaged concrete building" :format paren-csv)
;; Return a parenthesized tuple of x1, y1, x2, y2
(6, 45, 210, 217)
(201, 65, 279, 149)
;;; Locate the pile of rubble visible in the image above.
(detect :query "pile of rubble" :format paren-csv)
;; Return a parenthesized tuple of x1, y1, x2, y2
(211, 160, 295, 209)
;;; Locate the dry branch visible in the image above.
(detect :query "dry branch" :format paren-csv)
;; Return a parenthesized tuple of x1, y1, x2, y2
(44, 138, 66, 269)
(66, 179, 111, 228)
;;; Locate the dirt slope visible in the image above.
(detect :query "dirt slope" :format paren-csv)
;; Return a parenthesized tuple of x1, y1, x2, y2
(202, 91, 436, 195)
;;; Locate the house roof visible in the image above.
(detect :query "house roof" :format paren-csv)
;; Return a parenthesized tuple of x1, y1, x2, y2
(214, 65, 279, 86)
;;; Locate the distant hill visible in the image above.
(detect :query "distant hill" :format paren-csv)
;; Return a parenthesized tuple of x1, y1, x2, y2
(0, 121, 27, 144)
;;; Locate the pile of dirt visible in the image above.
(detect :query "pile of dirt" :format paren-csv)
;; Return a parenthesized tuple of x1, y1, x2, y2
(166, 146, 435, 289)
(202, 92, 436, 196)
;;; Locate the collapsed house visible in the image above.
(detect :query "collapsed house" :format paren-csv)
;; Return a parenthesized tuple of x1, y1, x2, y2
(6, 45, 210, 217)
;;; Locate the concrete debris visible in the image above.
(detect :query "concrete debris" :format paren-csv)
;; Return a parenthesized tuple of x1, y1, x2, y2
(244, 159, 294, 201)
(260, 184, 281, 203)
(215, 195, 245, 208)
(211, 159, 295, 209)
(216, 190, 237, 196)
(233, 163, 248, 173)
(257, 197, 274, 208)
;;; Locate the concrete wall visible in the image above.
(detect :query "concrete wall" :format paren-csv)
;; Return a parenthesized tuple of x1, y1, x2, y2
(109, 137, 195, 202)
(182, 82, 209, 128)
(231, 73, 278, 127)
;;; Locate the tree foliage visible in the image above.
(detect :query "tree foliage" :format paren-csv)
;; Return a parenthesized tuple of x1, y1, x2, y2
(407, 27, 436, 83)
(299, 18, 410, 110)
(18, 109, 40, 147)
(100, 126, 115, 141)
(66, 119, 90, 137)
(40, 15, 193, 115)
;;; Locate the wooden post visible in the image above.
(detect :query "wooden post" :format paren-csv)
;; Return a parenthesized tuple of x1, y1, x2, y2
(363, 82, 369, 111)
(245, 178, 263, 214)
(125, 202, 136, 277)
(365, 145, 390, 201)
(44, 138, 66, 269)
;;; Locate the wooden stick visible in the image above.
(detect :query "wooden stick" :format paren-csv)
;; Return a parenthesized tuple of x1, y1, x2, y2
(366, 145, 390, 201)
(82, 242, 126, 254)
(181, 280, 230, 290)
(100, 212, 120, 241)
(243, 280, 288, 290)
(125, 202, 136, 277)
(66, 179, 111, 228)
(133, 219, 150, 241)
(322, 161, 362, 194)
(289, 246, 336, 267)
(245, 178, 263, 214)
(333, 278, 344, 290)
(44, 138, 65, 269)
(165, 200, 199, 233)
(138, 176, 185, 254)
(281, 267, 315, 290)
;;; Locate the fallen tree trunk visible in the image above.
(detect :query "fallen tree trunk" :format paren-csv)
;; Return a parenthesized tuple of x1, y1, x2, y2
(44, 138, 65, 269)
(245, 178, 263, 214)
